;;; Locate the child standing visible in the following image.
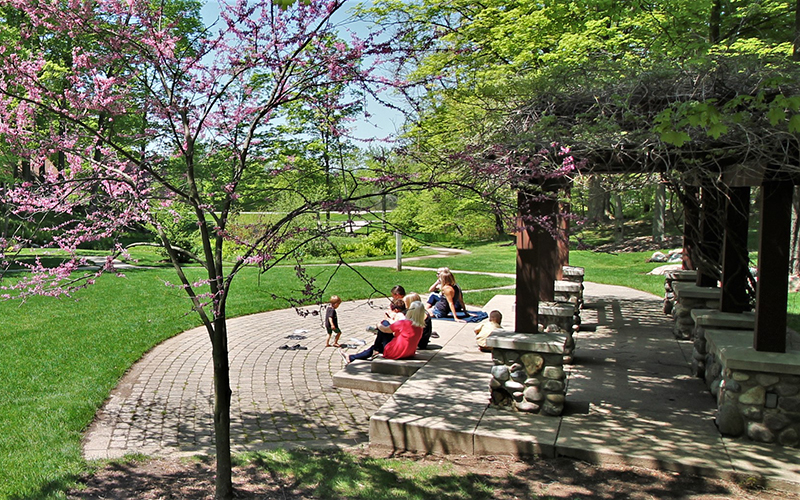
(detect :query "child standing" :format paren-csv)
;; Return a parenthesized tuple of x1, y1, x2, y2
(474, 310, 503, 352)
(325, 295, 343, 347)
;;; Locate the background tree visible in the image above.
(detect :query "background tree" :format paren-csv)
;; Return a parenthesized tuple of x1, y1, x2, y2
(370, 0, 800, 256)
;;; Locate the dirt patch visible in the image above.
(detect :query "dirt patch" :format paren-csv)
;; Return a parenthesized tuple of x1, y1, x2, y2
(593, 235, 683, 254)
(69, 448, 798, 500)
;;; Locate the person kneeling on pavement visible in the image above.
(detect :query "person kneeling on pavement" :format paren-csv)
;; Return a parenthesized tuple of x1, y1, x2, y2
(343, 300, 425, 364)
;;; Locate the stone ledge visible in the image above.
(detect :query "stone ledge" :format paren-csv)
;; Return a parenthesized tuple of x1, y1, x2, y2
(485, 330, 567, 354)
(665, 269, 697, 281)
(371, 349, 440, 377)
(672, 282, 721, 301)
(554, 280, 582, 293)
(691, 309, 755, 329)
(705, 329, 800, 375)
(333, 362, 407, 393)
(539, 301, 575, 317)
(562, 266, 585, 278)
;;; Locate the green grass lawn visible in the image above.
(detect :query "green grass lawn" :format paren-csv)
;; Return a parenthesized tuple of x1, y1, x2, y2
(0, 264, 513, 499)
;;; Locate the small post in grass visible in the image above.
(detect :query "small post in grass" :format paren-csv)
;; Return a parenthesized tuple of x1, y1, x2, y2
(395, 230, 402, 271)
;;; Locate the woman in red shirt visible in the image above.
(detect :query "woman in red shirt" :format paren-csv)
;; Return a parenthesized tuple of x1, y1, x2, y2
(383, 300, 426, 360)
(343, 300, 426, 363)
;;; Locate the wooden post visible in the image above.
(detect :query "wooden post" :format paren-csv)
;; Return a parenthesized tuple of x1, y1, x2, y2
(682, 186, 700, 270)
(395, 230, 402, 271)
(557, 182, 571, 278)
(754, 181, 792, 353)
(516, 190, 539, 333)
(720, 186, 751, 313)
(696, 185, 723, 287)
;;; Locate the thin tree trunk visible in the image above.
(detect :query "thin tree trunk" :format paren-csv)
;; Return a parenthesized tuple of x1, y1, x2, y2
(653, 182, 666, 244)
(587, 175, 607, 222)
(710, 0, 722, 43)
(612, 192, 624, 243)
(794, 0, 800, 61)
(792, 187, 800, 275)
(212, 314, 233, 500)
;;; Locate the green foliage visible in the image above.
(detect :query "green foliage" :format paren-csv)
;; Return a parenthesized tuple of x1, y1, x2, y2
(389, 190, 502, 241)
(341, 230, 421, 259)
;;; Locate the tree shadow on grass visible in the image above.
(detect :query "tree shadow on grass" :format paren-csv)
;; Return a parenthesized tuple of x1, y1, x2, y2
(58, 447, 766, 500)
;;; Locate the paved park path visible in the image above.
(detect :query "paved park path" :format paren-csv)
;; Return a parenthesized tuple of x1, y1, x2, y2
(83, 247, 478, 459)
(83, 298, 396, 459)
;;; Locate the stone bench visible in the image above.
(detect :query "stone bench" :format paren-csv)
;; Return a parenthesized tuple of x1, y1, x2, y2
(539, 301, 576, 363)
(561, 266, 585, 306)
(689, 309, 755, 378)
(663, 269, 697, 315)
(333, 347, 442, 393)
(486, 330, 567, 416)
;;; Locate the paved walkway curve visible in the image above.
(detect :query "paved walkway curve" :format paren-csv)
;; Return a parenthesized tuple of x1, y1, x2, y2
(83, 246, 505, 460)
(83, 299, 394, 459)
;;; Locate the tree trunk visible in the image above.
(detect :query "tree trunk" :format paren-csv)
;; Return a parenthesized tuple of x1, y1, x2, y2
(794, 0, 800, 61)
(211, 314, 234, 500)
(587, 175, 607, 222)
(653, 182, 666, 244)
(792, 187, 800, 276)
(612, 192, 624, 243)
(709, 0, 722, 44)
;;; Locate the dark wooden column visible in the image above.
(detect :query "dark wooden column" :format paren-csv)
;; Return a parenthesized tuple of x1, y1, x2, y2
(754, 181, 792, 353)
(516, 186, 561, 333)
(696, 185, 723, 287)
(682, 186, 700, 270)
(720, 186, 751, 313)
(516, 190, 540, 333)
(557, 184, 571, 277)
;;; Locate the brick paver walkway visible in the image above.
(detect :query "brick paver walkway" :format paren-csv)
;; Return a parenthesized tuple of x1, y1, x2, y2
(83, 299, 393, 459)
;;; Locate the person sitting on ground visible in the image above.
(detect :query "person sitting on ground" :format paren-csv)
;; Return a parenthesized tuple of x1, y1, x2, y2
(324, 295, 343, 348)
(353, 300, 406, 361)
(425, 270, 469, 322)
(367, 285, 407, 334)
(427, 267, 450, 294)
(387, 285, 406, 321)
(404, 292, 434, 349)
(474, 310, 503, 352)
(346, 299, 420, 363)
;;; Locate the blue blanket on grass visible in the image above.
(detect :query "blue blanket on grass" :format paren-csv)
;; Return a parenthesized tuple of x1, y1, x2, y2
(432, 310, 488, 323)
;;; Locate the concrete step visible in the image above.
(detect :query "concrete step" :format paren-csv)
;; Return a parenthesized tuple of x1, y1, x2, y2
(370, 349, 440, 376)
(333, 361, 407, 394)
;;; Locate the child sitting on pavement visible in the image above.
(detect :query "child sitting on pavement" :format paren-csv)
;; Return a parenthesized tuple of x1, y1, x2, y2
(474, 310, 503, 352)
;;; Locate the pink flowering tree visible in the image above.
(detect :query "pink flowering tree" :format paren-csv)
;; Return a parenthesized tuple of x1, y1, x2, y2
(0, 0, 409, 497)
